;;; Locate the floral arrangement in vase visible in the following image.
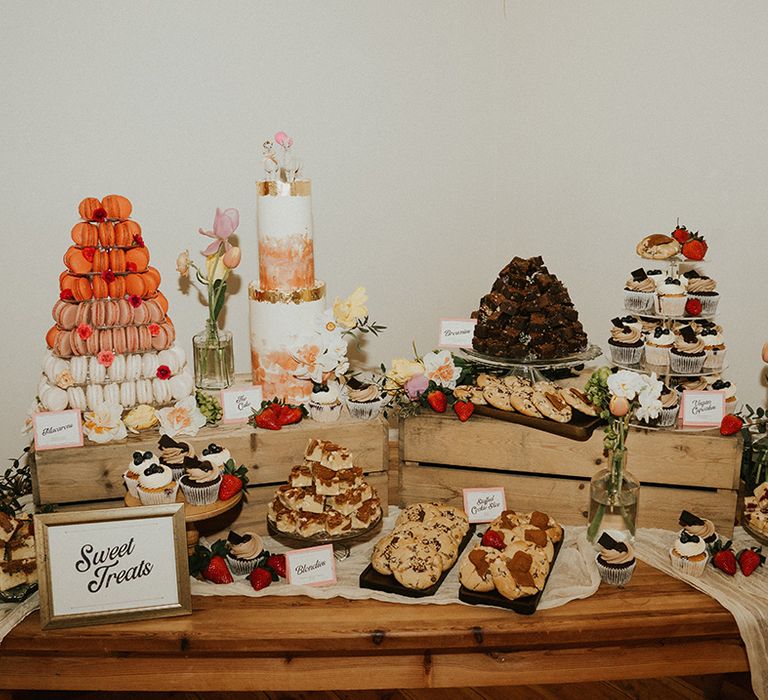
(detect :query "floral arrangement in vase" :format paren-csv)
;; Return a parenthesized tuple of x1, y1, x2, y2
(584, 367, 663, 544)
(177, 208, 242, 389)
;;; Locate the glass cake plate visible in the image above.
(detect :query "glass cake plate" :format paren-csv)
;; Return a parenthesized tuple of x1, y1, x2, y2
(613, 360, 728, 378)
(267, 512, 383, 550)
(743, 520, 768, 547)
(0, 581, 37, 604)
(459, 344, 603, 371)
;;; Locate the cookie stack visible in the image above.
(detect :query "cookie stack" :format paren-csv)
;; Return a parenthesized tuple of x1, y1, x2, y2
(471, 256, 589, 360)
(0, 513, 37, 593)
(370, 502, 470, 590)
(38, 195, 194, 413)
(268, 438, 382, 539)
(459, 510, 562, 601)
(455, 373, 598, 424)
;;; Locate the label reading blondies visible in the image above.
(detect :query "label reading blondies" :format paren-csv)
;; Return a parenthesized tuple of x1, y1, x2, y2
(438, 319, 477, 349)
(220, 385, 263, 424)
(463, 488, 507, 523)
(285, 544, 337, 586)
(680, 390, 725, 428)
(33, 410, 84, 451)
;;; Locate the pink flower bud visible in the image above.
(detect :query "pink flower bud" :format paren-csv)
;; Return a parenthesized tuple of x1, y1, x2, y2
(275, 131, 290, 147)
(222, 246, 241, 269)
(762, 342, 768, 364)
(609, 396, 630, 417)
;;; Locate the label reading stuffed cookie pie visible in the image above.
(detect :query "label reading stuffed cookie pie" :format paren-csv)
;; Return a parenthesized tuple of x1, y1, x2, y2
(463, 488, 507, 524)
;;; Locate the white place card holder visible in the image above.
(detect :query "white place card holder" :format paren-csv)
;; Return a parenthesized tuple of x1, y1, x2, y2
(438, 318, 477, 349)
(285, 544, 337, 587)
(680, 390, 726, 428)
(462, 487, 508, 524)
(32, 410, 83, 451)
(220, 385, 264, 424)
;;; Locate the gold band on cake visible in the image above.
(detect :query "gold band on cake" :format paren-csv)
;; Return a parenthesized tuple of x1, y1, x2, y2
(257, 180, 311, 197)
(248, 281, 325, 304)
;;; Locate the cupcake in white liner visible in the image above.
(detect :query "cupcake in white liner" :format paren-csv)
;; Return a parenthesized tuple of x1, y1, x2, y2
(225, 530, 265, 577)
(623, 269, 656, 312)
(158, 434, 196, 480)
(645, 268, 666, 288)
(684, 270, 719, 315)
(595, 533, 636, 587)
(657, 386, 680, 427)
(179, 460, 221, 505)
(656, 277, 687, 317)
(678, 509, 718, 545)
(644, 327, 674, 367)
(199, 443, 231, 469)
(346, 383, 387, 420)
(699, 328, 727, 371)
(607, 318, 644, 365)
(308, 381, 342, 422)
(123, 449, 156, 498)
(669, 325, 706, 374)
(669, 531, 709, 577)
(137, 462, 178, 505)
(711, 378, 738, 414)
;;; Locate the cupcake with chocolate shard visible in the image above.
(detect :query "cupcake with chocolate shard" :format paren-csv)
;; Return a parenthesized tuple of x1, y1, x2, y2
(595, 533, 636, 586)
(225, 530, 265, 576)
(656, 276, 687, 316)
(345, 377, 386, 420)
(678, 509, 718, 545)
(669, 325, 706, 374)
(658, 385, 680, 427)
(623, 269, 656, 312)
(179, 459, 221, 505)
(684, 270, 719, 314)
(158, 434, 195, 481)
(200, 443, 231, 469)
(608, 318, 644, 365)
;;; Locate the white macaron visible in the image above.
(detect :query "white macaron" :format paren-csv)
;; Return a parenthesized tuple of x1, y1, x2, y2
(40, 384, 69, 412)
(88, 356, 107, 384)
(86, 384, 104, 411)
(142, 352, 160, 380)
(108, 354, 127, 382)
(126, 354, 143, 381)
(67, 386, 87, 411)
(136, 379, 154, 405)
(157, 349, 180, 374)
(169, 370, 195, 400)
(70, 356, 88, 384)
(103, 382, 120, 405)
(152, 377, 172, 405)
(119, 380, 136, 408)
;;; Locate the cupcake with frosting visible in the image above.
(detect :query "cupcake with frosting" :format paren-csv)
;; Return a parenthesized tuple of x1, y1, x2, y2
(158, 434, 196, 481)
(656, 277, 687, 316)
(346, 382, 386, 420)
(623, 269, 656, 312)
(225, 530, 265, 576)
(678, 509, 718, 545)
(595, 532, 636, 586)
(657, 385, 680, 427)
(123, 450, 155, 498)
(607, 318, 644, 365)
(669, 326, 706, 373)
(644, 326, 674, 366)
(179, 460, 221, 505)
(710, 378, 737, 414)
(617, 315, 644, 336)
(669, 530, 709, 577)
(676, 376, 709, 392)
(308, 382, 342, 422)
(137, 462, 178, 505)
(645, 268, 666, 287)
(699, 328, 727, 370)
(684, 270, 719, 315)
(200, 443, 231, 469)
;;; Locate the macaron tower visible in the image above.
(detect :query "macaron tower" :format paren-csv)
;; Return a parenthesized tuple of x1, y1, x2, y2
(37, 195, 195, 414)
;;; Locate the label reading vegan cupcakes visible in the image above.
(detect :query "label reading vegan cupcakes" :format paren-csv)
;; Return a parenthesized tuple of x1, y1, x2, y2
(680, 390, 725, 428)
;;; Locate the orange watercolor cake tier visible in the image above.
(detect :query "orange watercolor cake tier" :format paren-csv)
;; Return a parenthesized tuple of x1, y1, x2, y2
(257, 234, 315, 291)
(251, 350, 313, 405)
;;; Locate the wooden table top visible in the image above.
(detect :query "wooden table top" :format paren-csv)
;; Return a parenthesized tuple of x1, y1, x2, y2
(0, 561, 749, 692)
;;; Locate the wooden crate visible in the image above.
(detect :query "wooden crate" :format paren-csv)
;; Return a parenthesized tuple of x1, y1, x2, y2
(399, 413, 742, 536)
(32, 414, 390, 535)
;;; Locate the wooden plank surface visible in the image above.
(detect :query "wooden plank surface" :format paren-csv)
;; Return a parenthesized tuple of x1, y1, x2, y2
(401, 414, 742, 491)
(33, 414, 388, 504)
(0, 559, 748, 691)
(400, 462, 737, 536)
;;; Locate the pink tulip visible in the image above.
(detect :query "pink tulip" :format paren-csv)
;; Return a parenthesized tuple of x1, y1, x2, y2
(222, 246, 241, 270)
(609, 396, 630, 417)
(274, 131, 293, 148)
(404, 374, 429, 400)
(199, 207, 239, 256)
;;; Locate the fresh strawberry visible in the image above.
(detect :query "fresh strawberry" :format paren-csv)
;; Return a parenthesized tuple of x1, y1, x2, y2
(253, 404, 282, 430)
(685, 298, 702, 317)
(267, 553, 287, 578)
(249, 567, 273, 591)
(426, 390, 447, 413)
(738, 547, 765, 576)
(671, 224, 691, 244)
(453, 400, 474, 422)
(276, 404, 305, 426)
(681, 232, 708, 261)
(720, 414, 744, 436)
(189, 541, 233, 584)
(218, 459, 249, 501)
(481, 529, 505, 550)
(711, 539, 737, 576)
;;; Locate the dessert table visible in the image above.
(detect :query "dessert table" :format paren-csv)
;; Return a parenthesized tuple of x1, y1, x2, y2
(0, 561, 748, 692)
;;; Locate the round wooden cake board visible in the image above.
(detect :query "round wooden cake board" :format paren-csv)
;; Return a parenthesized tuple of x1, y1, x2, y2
(124, 491, 243, 554)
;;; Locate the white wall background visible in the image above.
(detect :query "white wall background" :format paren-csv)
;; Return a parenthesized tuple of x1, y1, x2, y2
(2, 1, 767, 454)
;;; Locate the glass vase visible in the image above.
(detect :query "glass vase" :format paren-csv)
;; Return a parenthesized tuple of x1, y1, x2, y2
(193, 321, 234, 390)
(587, 449, 640, 547)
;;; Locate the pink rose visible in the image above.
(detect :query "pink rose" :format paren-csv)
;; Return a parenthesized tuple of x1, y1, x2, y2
(404, 374, 429, 399)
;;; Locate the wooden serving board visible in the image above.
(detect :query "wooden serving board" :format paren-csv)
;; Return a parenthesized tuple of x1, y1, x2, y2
(474, 405, 602, 441)
(458, 534, 564, 614)
(359, 525, 476, 598)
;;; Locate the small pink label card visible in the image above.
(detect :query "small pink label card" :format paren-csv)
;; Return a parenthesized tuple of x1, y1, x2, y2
(463, 487, 507, 524)
(438, 318, 477, 349)
(285, 544, 337, 586)
(220, 385, 263, 424)
(680, 390, 726, 428)
(33, 410, 83, 451)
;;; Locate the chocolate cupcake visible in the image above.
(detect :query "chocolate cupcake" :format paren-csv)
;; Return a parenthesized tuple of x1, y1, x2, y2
(178, 460, 221, 505)
(595, 533, 636, 586)
(225, 531, 265, 577)
(607, 318, 643, 365)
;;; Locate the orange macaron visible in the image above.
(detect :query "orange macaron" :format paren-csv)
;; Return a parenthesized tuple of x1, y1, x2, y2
(109, 248, 126, 273)
(98, 222, 115, 248)
(63, 246, 93, 274)
(125, 246, 149, 272)
(78, 197, 102, 221)
(108, 276, 126, 299)
(92, 250, 110, 273)
(45, 326, 59, 349)
(125, 273, 146, 297)
(92, 276, 108, 299)
(115, 220, 141, 247)
(71, 222, 98, 246)
(154, 292, 169, 314)
(102, 194, 132, 220)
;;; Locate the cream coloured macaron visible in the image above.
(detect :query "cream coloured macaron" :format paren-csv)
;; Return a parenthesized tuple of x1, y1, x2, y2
(86, 384, 104, 411)
(142, 352, 160, 380)
(167, 344, 186, 369)
(120, 380, 136, 408)
(126, 354, 143, 381)
(40, 384, 69, 411)
(88, 355, 106, 384)
(157, 349, 180, 374)
(108, 354, 127, 382)
(70, 356, 88, 384)
(152, 377, 172, 405)
(136, 378, 154, 405)
(43, 354, 69, 384)
(169, 371, 194, 400)
(67, 386, 87, 410)
(103, 382, 120, 405)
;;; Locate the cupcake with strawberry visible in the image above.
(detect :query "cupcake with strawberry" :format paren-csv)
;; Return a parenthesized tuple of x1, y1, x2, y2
(684, 270, 719, 315)
(225, 530, 265, 577)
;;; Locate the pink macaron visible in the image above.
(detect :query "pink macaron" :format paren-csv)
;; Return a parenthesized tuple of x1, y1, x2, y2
(117, 298, 133, 326)
(90, 299, 105, 329)
(112, 326, 127, 355)
(86, 329, 100, 356)
(54, 331, 72, 358)
(150, 325, 169, 351)
(105, 300, 119, 327)
(70, 329, 87, 356)
(132, 301, 149, 325)
(60, 303, 79, 330)
(163, 321, 176, 344)
(51, 300, 66, 324)
(145, 299, 165, 324)
(125, 326, 140, 354)
(99, 328, 114, 354)
(138, 325, 152, 351)
(76, 301, 91, 329)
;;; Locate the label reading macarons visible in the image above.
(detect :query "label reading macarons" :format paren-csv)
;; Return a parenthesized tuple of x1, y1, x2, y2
(33, 410, 84, 451)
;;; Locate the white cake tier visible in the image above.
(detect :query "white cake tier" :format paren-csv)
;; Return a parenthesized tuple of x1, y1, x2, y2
(248, 281, 326, 405)
(256, 179, 315, 291)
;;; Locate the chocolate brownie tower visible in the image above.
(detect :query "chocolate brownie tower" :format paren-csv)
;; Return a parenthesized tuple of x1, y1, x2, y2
(472, 256, 588, 359)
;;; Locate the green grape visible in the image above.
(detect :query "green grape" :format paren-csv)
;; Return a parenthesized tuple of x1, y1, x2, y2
(195, 390, 223, 425)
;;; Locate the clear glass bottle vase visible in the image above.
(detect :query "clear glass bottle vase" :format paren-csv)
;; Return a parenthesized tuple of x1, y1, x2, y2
(193, 320, 234, 390)
(587, 449, 640, 546)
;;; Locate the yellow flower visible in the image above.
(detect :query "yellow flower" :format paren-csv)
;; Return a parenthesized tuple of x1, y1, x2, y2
(386, 358, 424, 387)
(176, 250, 190, 276)
(124, 404, 159, 432)
(206, 254, 229, 283)
(333, 286, 368, 329)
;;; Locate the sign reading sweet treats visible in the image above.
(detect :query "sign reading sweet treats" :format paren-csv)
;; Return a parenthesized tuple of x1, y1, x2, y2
(680, 390, 726, 428)
(285, 544, 337, 586)
(35, 504, 191, 629)
(438, 319, 477, 349)
(220, 385, 263, 423)
(463, 487, 507, 523)
(32, 410, 83, 451)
